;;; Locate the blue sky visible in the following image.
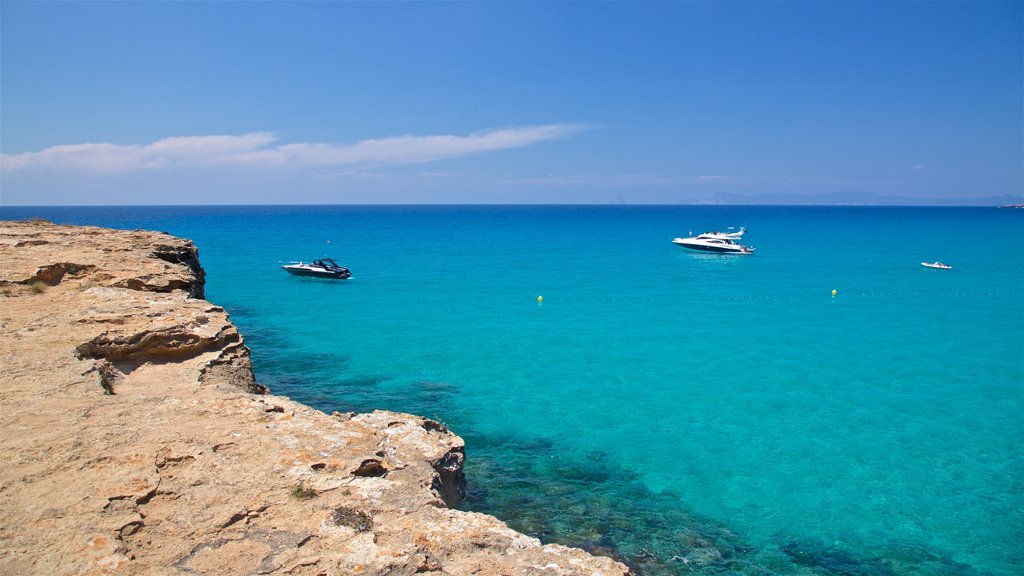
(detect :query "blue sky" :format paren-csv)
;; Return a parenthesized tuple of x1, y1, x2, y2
(1, 1, 1021, 205)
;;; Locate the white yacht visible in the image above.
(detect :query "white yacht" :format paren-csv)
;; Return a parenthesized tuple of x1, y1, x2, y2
(672, 228, 755, 254)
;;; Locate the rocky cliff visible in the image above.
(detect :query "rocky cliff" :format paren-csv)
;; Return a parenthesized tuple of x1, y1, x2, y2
(0, 221, 628, 576)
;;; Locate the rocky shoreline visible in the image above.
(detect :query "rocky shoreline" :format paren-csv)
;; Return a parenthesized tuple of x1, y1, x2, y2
(0, 221, 628, 576)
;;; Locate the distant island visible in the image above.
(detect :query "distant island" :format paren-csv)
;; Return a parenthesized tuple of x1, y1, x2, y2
(691, 191, 1024, 207)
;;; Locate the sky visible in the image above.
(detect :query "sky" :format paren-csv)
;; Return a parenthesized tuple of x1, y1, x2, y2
(1, 1, 1021, 206)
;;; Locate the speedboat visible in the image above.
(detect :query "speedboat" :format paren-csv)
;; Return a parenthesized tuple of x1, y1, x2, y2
(672, 230, 755, 254)
(282, 258, 352, 279)
(921, 261, 951, 270)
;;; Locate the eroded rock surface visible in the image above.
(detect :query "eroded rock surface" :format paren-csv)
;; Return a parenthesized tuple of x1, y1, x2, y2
(0, 221, 627, 576)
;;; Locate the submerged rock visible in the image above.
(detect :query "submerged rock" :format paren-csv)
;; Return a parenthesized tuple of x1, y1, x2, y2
(781, 538, 895, 576)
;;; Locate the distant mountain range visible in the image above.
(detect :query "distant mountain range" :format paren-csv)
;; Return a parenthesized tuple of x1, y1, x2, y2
(694, 191, 1023, 207)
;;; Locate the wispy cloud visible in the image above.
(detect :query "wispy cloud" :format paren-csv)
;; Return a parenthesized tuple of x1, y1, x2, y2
(1, 124, 584, 173)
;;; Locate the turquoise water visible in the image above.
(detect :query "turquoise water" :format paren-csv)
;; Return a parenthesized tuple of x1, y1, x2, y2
(4, 205, 1022, 575)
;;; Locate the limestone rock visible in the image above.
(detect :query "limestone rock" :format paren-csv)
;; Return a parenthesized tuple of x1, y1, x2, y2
(0, 221, 628, 576)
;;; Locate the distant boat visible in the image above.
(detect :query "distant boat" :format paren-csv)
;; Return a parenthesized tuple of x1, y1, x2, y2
(282, 258, 352, 279)
(672, 228, 755, 255)
(921, 261, 952, 270)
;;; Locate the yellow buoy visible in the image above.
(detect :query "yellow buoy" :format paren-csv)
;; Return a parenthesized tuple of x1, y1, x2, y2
(537, 295, 543, 303)
(832, 289, 837, 297)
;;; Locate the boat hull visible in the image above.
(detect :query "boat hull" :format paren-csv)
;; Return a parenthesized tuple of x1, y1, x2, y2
(282, 266, 351, 279)
(672, 240, 753, 254)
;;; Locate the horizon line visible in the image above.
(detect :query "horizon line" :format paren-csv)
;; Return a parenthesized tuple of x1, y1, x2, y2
(2, 202, 1021, 209)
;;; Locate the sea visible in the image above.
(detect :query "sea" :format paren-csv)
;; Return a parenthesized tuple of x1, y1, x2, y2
(2, 204, 1021, 575)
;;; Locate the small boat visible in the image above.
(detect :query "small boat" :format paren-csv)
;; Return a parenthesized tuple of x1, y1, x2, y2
(672, 228, 754, 254)
(282, 258, 352, 279)
(921, 261, 952, 270)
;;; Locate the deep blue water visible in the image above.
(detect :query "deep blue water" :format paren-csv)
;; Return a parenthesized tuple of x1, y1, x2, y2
(3, 205, 1022, 575)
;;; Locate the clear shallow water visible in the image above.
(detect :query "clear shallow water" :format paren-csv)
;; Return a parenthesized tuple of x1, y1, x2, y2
(3, 205, 1021, 575)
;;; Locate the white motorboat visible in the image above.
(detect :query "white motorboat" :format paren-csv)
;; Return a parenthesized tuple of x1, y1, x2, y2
(282, 258, 352, 279)
(921, 261, 951, 270)
(671, 226, 752, 254)
(672, 232, 755, 255)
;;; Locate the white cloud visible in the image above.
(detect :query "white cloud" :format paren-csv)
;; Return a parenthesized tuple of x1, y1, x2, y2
(0, 125, 583, 173)
(914, 164, 925, 170)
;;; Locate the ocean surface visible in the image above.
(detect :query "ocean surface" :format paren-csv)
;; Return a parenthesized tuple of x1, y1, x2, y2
(2, 205, 1021, 575)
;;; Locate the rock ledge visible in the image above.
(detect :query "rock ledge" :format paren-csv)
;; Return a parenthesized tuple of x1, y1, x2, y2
(0, 221, 628, 576)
